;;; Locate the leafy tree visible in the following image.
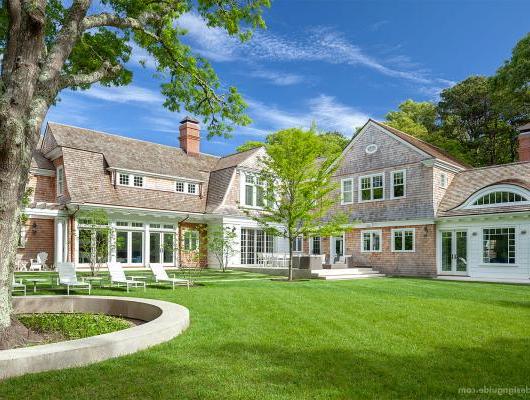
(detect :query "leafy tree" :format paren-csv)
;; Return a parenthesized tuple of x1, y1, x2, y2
(236, 130, 350, 158)
(77, 209, 112, 277)
(0, 0, 270, 336)
(385, 99, 437, 137)
(494, 33, 530, 101)
(207, 224, 238, 272)
(236, 141, 264, 153)
(438, 76, 519, 166)
(249, 128, 348, 281)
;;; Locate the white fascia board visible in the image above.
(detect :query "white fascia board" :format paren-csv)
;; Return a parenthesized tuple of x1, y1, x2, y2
(30, 168, 55, 177)
(68, 203, 206, 218)
(347, 219, 435, 229)
(24, 207, 67, 218)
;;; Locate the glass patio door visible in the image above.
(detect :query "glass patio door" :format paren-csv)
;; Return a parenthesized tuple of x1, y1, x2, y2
(440, 230, 468, 275)
(331, 236, 344, 263)
(150, 232, 175, 264)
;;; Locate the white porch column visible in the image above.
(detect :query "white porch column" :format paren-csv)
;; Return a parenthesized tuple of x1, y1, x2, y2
(109, 222, 117, 263)
(54, 217, 67, 266)
(144, 223, 150, 267)
(175, 224, 180, 267)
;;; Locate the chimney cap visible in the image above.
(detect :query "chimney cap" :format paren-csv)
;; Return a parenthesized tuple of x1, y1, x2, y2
(180, 116, 199, 124)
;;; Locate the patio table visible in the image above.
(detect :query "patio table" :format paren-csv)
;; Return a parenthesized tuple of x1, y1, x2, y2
(81, 276, 105, 287)
(24, 278, 48, 293)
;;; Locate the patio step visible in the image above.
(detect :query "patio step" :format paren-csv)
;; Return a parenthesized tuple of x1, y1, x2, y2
(311, 268, 384, 280)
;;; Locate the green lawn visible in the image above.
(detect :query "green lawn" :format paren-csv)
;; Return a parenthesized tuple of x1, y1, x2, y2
(1, 273, 530, 399)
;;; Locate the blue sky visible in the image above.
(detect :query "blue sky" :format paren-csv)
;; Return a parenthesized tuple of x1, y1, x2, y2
(46, 0, 530, 156)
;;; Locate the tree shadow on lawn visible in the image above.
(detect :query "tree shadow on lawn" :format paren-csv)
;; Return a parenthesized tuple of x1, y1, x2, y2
(1, 336, 529, 400)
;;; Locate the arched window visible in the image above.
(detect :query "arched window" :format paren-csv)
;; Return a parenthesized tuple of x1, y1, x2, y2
(464, 184, 530, 208)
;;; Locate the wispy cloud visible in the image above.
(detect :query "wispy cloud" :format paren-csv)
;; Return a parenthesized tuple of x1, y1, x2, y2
(248, 69, 305, 86)
(370, 20, 389, 31)
(79, 84, 163, 104)
(244, 94, 369, 137)
(177, 13, 441, 85)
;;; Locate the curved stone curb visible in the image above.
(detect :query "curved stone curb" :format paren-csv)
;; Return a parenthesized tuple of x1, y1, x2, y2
(0, 296, 190, 380)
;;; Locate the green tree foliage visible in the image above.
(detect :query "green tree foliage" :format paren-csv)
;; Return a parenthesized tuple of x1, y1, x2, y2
(236, 130, 350, 158)
(236, 141, 264, 153)
(207, 225, 238, 272)
(385, 99, 437, 137)
(249, 128, 348, 281)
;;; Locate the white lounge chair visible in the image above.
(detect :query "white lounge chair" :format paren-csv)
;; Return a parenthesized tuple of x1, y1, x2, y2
(107, 262, 146, 292)
(57, 262, 91, 295)
(149, 263, 190, 290)
(11, 276, 26, 296)
(29, 252, 48, 271)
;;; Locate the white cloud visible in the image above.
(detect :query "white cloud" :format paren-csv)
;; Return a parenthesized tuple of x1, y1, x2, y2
(176, 13, 437, 85)
(248, 69, 305, 86)
(80, 84, 163, 104)
(245, 94, 369, 136)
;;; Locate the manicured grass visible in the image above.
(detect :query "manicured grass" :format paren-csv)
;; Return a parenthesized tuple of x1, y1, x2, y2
(18, 313, 132, 341)
(2, 273, 530, 399)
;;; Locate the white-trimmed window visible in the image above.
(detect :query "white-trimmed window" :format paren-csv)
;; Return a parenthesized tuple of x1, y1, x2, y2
(115, 230, 144, 264)
(56, 165, 64, 196)
(175, 182, 184, 192)
(243, 173, 265, 208)
(361, 230, 382, 252)
(118, 173, 129, 186)
(391, 170, 406, 199)
(341, 178, 354, 204)
(392, 229, 415, 252)
(175, 181, 199, 195)
(133, 176, 143, 187)
(359, 174, 384, 202)
(183, 230, 200, 251)
(187, 183, 197, 194)
(464, 184, 530, 209)
(440, 173, 448, 189)
(483, 228, 516, 264)
(310, 236, 321, 255)
(293, 236, 303, 252)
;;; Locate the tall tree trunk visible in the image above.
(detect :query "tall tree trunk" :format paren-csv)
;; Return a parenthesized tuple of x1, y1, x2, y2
(288, 235, 293, 281)
(0, 0, 47, 336)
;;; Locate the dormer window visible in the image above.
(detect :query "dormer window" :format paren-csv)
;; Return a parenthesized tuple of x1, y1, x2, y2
(187, 183, 197, 194)
(463, 184, 530, 209)
(243, 172, 265, 207)
(133, 176, 143, 187)
(175, 181, 199, 195)
(119, 173, 129, 186)
(176, 182, 184, 192)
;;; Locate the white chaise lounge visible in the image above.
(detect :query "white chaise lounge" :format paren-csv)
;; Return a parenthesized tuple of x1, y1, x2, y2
(107, 262, 146, 292)
(57, 262, 91, 295)
(149, 263, 190, 290)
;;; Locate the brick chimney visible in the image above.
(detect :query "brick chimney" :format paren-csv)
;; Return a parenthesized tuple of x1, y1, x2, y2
(517, 123, 530, 162)
(179, 116, 200, 155)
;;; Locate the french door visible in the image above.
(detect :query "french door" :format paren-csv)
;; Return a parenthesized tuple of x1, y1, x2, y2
(440, 230, 468, 275)
(331, 236, 344, 263)
(149, 232, 175, 264)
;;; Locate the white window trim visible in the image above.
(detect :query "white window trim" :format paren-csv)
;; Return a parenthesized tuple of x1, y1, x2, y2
(309, 236, 322, 255)
(439, 172, 448, 189)
(293, 235, 303, 252)
(391, 228, 415, 252)
(174, 181, 199, 195)
(462, 184, 530, 210)
(390, 170, 406, 199)
(358, 173, 385, 203)
(360, 230, 382, 253)
(481, 226, 517, 266)
(341, 178, 354, 205)
(56, 165, 64, 196)
(117, 173, 143, 188)
(240, 171, 266, 209)
(115, 230, 144, 265)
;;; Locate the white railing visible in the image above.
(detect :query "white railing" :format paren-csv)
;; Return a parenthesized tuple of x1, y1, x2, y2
(256, 253, 327, 268)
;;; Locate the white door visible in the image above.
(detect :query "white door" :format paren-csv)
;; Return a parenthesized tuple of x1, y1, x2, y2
(331, 236, 344, 263)
(440, 230, 468, 275)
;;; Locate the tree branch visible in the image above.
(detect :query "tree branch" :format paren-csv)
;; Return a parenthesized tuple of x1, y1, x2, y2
(58, 62, 123, 89)
(1, 0, 22, 82)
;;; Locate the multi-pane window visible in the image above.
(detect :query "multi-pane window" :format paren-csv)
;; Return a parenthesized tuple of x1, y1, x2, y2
(131, 222, 143, 228)
(311, 237, 321, 255)
(293, 236, 303, 252)
(133, 176, 143, 187)
(391, 170, 405, 198)
(440, 173, 448, 188)
(116, 221, 128, 227)
(56, 166, 64, 196)
(360, 174, 384, 202)
(483, 228, 516, 264)
(183, 230, 199, 251)
(164, 224, 175, 230)
(244, 173, 265, 207)
(115, 230, 143, 264)
(392, 229, 415, 252)
(175, 182, 185, 192)
(473, 191, 527, 206)
(119, 173, 129, 186)
(362, 230, 382, 252)
(150, 223, 161, 229)
(341, 178, 354, 204)
(187, 183, 197, 194)
(241, 228, 274, 264)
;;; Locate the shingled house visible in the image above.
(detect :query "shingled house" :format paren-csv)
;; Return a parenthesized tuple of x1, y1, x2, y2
(19, 118, 530, 281)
